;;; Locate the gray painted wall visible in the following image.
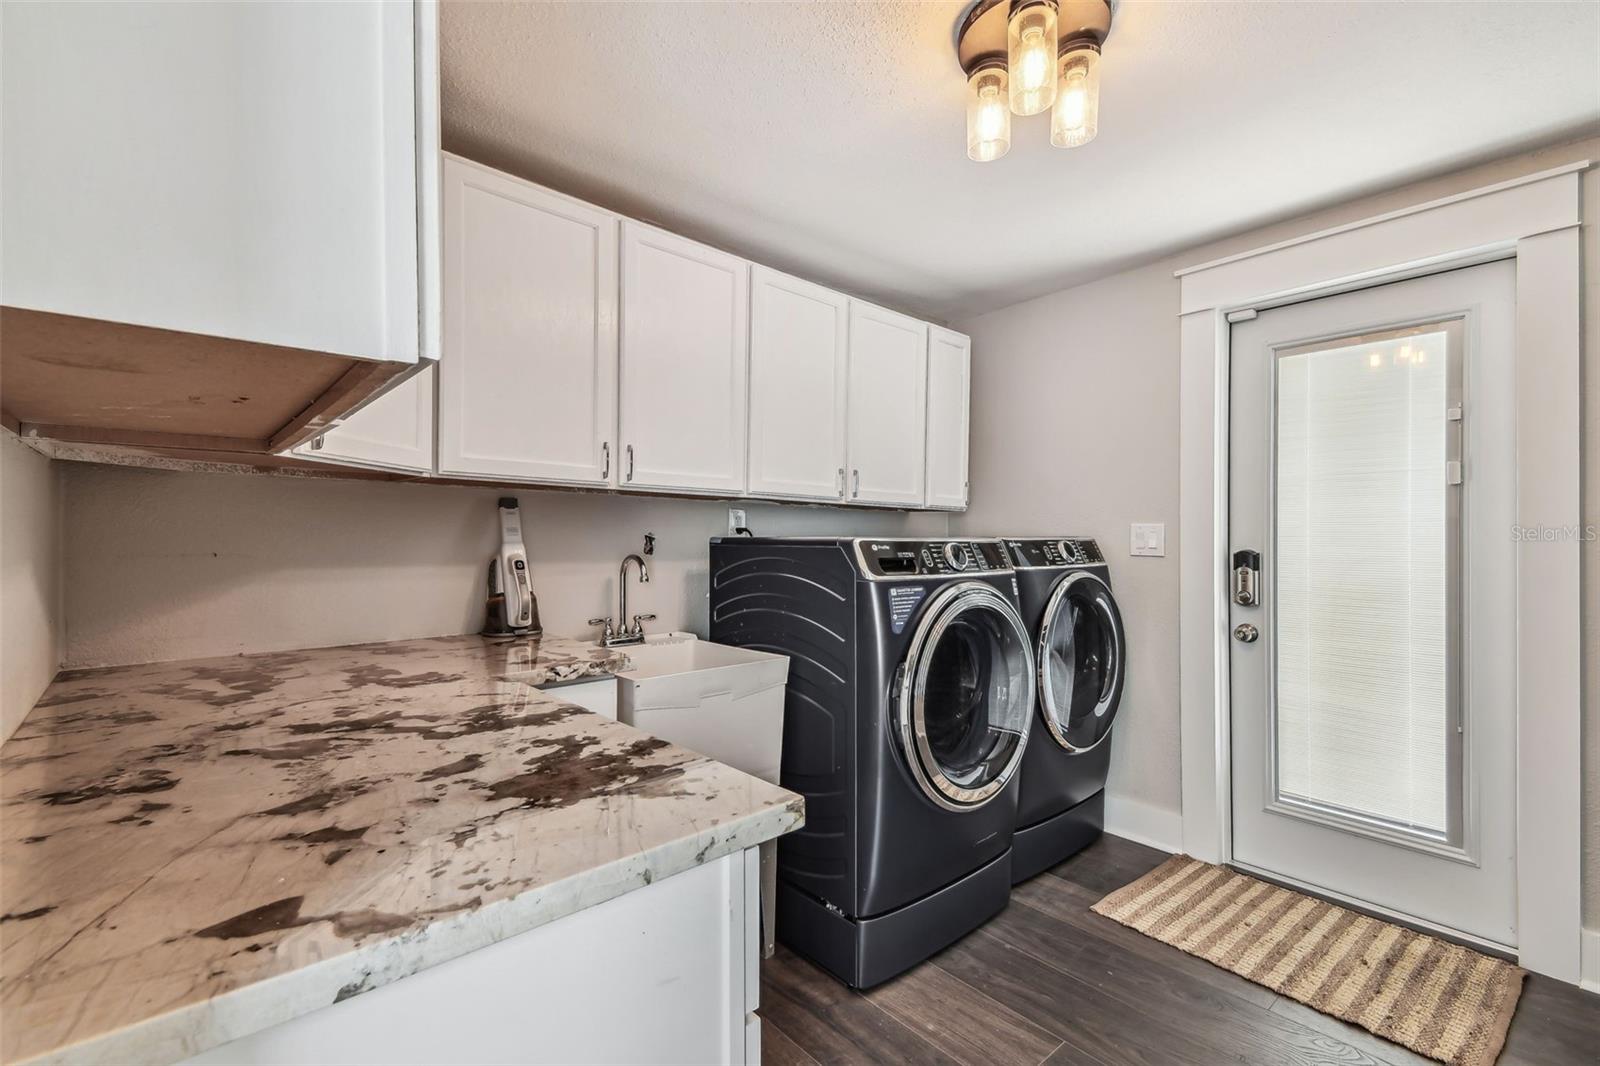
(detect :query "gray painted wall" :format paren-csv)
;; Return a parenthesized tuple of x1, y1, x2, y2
(0, 433, 62, 743)
(954, 134, 1600, 928)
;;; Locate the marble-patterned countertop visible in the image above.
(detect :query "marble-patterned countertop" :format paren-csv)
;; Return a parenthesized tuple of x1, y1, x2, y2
(0, 634, 804, 1065)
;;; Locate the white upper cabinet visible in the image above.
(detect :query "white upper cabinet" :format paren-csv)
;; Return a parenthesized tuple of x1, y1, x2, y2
(0, 0, 432, 366)
(924, 327, 971, 510)
(747, 267, 850, 502)
(847, 302, 928, 507)
(437, 157, 618, 485)
(297, 366, 436, 475)
(619, 224, 749, 495)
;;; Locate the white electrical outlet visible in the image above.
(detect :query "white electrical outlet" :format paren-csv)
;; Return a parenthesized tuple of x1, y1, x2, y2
(1130, 523, 1166, 557)
(728, 508, 748, 536)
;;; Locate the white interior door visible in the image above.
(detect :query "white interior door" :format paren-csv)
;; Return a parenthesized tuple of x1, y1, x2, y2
(847, 301, 927, 507)
(438, 157, 618, 485)
(620, 223, 749, 495)
(747, 267, 848, 501)
(1228, 260, 1516, 949)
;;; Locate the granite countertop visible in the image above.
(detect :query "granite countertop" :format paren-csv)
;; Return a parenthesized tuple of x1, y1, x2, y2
(0, 634, 804, 1066)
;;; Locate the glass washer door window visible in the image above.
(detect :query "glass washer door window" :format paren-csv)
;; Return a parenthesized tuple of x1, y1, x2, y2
(1038, 571, 1125, 753)
(898, 582, 1035, 810)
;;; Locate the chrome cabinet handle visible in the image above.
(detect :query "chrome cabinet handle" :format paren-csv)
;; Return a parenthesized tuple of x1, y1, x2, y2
(851, 469, 860, 499)
(601, 442, 611, 480)
(836, 467, 845, 497)
(626, 444, 635, 482)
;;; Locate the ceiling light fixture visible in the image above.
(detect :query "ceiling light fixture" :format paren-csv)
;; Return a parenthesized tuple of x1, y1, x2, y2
(958, 0, 1112, 162)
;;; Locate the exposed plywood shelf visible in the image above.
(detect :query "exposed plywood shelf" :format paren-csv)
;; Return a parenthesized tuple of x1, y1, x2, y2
(0, 307, 411, 454)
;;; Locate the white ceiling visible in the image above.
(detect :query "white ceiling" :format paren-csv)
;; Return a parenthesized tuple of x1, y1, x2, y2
(441, 1, 1600, 320)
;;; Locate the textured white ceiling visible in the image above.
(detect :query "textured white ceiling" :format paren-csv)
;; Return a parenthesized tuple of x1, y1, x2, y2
(441, 1, 1600, 319)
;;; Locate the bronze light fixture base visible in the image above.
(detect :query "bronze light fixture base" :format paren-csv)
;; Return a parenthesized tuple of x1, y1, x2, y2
(956, 0, 1112, 76)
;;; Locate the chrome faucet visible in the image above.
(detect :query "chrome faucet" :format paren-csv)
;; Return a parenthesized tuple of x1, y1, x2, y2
(589, 553, 656, 647)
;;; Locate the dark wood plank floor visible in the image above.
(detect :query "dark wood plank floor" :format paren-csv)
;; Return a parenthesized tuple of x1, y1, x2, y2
(759, 834, 1599, 1065)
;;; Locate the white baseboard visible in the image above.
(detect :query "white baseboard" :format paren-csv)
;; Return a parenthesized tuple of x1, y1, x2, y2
(1103, 792, 1183, 854)
(1582, 927, 1600, 994)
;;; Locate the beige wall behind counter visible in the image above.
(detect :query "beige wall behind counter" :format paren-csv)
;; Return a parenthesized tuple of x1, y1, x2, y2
(58, 463, 946, 670)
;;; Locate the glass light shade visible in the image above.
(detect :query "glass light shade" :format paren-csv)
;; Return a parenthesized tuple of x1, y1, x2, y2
(966, 65, 1011, 162)
(1051, 44, 1100, 148)
(1007, 2, 1057, 116)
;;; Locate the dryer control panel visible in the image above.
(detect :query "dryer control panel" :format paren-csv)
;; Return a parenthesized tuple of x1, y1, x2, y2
(1004, 538, 1104, 568)
(855, 539, 1011, 579)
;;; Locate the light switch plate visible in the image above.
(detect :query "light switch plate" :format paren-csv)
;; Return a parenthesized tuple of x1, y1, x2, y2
(1130, 522, 1166, 557)
(727, 507, 748, 536)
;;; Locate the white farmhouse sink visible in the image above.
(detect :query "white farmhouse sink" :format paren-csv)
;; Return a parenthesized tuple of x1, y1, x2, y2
(617, 633, 791, 957)
(616, 634, 789, 785)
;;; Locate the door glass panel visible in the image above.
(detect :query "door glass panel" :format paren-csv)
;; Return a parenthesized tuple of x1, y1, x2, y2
(920, 606, 1031, 791)
(1272, 324, 1459, 841)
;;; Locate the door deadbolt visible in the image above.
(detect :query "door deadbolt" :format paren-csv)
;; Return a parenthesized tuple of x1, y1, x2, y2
(1232, 549, 1261, 607)
(1233, 623, 1259, 644)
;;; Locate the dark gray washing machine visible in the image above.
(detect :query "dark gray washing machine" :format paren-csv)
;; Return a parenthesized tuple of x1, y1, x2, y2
(1003, 537, 1126, 884)
(709, 537, 1036, 988)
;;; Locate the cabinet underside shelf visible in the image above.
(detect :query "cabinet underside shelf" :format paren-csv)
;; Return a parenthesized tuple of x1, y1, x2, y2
(0, 306, 413, 458)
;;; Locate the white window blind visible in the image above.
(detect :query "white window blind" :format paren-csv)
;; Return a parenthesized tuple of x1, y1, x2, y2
(1274, 329, 1451, 835)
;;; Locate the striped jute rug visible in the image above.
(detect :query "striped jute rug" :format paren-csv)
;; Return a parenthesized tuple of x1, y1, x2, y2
(1092, 855, 1525, 1066)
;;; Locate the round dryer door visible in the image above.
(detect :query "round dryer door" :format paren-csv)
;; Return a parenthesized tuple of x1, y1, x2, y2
(1037, 571, 1125, 753)
(897, 582, 1036, 811)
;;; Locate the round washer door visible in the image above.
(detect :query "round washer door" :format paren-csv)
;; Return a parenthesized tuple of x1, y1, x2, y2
(1037, 571, 1125, 753)
(897, 582, 1036, 811)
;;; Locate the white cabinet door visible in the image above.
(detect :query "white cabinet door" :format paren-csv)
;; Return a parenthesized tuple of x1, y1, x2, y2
(620, 224, 749, 495)
(295, 366, 435, 474)
(438, 157, 618, 485)
(924, 327, 970, 510)
(846, 302, 927, 507)
(1, 0, 429, 365)
(747, 268, 848, 502)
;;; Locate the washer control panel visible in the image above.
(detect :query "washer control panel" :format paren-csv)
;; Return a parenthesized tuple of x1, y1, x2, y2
(1004, 537, 1104, 569)
(856, 539, 1011, 578)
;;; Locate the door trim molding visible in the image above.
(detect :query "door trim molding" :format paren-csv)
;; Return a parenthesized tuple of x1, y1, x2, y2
(1175, 162, 1587, 982)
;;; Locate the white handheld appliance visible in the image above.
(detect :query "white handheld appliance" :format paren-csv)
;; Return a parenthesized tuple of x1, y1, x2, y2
(486, 497, 540, 635)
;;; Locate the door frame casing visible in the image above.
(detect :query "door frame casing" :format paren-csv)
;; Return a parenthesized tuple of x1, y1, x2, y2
(1175, 161, 1586, 981)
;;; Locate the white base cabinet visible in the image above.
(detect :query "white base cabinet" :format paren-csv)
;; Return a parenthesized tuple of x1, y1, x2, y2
(541, 677, 619, 721)
(182, 848, 762, 1066)
(619, 224, 749, 496)
(846, 302, 928, 508)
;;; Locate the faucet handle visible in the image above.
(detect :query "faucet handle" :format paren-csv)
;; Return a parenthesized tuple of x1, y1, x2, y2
(631, 613, 656, 636)
(588, 616, 614, 640)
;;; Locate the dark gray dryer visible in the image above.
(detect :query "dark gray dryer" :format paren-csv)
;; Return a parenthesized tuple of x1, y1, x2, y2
(1004, 537, 1126, 884)
(709, 537, 1035, 988)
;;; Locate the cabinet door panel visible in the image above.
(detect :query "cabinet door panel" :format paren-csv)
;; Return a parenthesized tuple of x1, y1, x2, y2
(747, 268, 848, 501)
(439, 158, 617, 485)
(924, 327, 970, 510)
(296, 365, 435, 474)
(620, 225, 748, 495)
(847, 302, 927, 507)
(1, 1, 422, 364)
